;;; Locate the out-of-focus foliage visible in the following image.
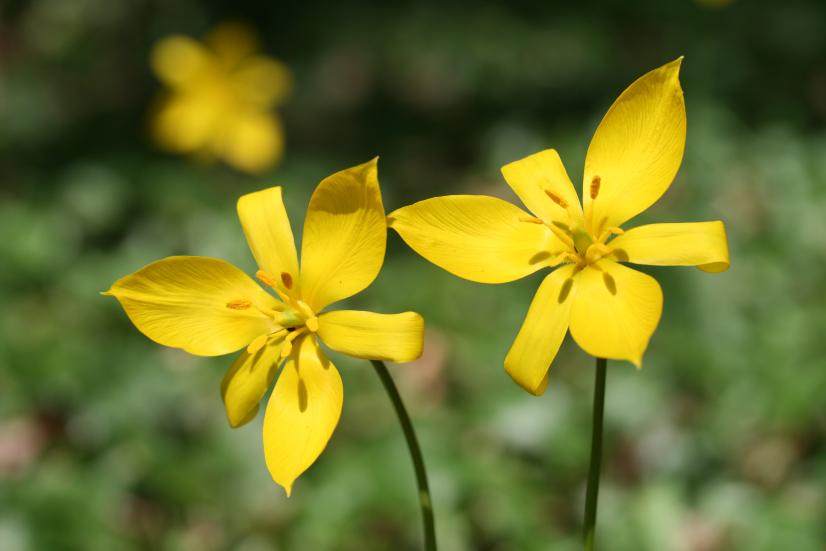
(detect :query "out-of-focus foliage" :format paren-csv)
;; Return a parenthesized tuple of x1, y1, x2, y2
(1, 1, 825, 550)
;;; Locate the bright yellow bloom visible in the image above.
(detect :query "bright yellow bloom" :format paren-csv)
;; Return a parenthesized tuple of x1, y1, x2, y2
(104, 159, 424, 495)
(389, 58, 729, 396)
(149, 23, 291, 174)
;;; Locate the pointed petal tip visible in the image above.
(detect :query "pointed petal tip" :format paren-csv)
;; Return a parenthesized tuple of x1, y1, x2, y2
(664, 56, 684, 77)
(225, 407, 255, 428)
(359, 156, 379, 173)
(100, 289, 113, 297)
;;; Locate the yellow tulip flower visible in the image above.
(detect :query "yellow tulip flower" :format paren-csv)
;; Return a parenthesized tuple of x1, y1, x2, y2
(149, 23, 291, 174)
(104, 159, 425, 495)
(389, 58, 729, 395)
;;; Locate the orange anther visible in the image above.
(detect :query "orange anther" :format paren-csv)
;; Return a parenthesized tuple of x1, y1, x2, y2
(281, 272, 293, 289)
(545, 190, 568, 209)
(590, 176, 601, 200)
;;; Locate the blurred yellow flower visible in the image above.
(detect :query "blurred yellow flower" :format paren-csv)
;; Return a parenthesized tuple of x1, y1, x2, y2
(149, 23, 291, 174)
(389, 58, 729, 395)
(104, 159, 424, 494)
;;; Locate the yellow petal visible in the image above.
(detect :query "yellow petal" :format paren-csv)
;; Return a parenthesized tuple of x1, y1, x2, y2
(232, 56, 292, 108)
(150, 35, 211, 89)
(583, 58, 686, 232)
(505, 264, 576, 396)
(104, 256, 280, 356)
(151, 92, 220, 153)
(501, 149, 583, 223)
(205, 22, 258, 69)
(221, 336, 284, 427)
(609, 221, 730, 273)
(215, 111, 283, 173)
(317, 310, 424, 363)
(568, 260, 663, 367)
(299, 158, 386, 311)
(388, 195, 560, 284)
(237, 186, 299, 289)
(263, 335, 343, 496)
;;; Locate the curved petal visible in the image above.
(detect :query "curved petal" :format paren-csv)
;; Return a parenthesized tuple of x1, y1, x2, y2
(150, 35, 211, 89)
(609, 221, 730, 273)
(237, 186, 299, 290)
(501, 149, 583, 224)
(103, 256, 280, 356)
(151, 92, 220, 154)
(317, 310, 424, 363)
(232, 56, 292, 108)
(299, 158, 386, 311)
(216, 112, 283, 174)
(221, 336, 285, 428)
(388, 195, 561, 284)
(505, 264, 576, 396)
(583, 58, 686, 232)
(569, 260, 663, 367)
(205, 22, 258, 70)
(263, 335, 343, 496)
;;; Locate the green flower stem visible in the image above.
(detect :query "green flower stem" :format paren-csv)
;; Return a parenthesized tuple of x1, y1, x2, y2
(584, 357, 607, 551)
(370, 360, 436, 551)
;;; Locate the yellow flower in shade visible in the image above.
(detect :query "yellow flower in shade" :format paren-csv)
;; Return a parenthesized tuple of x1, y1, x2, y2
(150, 23, 291, 174)
(104, 159, 424, 494)
(389, 58, 729, 395)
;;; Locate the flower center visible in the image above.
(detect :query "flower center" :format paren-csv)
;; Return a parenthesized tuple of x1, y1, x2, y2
(226, 270, 320, 358)
(519, 175, 624, 270)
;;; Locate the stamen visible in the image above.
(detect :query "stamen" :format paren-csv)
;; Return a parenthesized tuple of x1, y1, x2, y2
(545, 189, 568, 209)
(547, 224, 575, 250)
(305, 316, 319, 333)
(550, 251, 583, 268)
(257, 269, 293, 302)
(280, 339, 292, 359)
(521, 214, 575, 252)
(247, 334, 269, 355)
(256, 270, 277, 288)
(597, 226, 625, 244)
(590, 176, 601, 200)
(295, 300, 315, 320)
(253, 304, 281, 319)
(585, 243, 611, 265)
(280, 328, 306, 358)
(226, 299, 252, 310)
(560, 252, 583, 267)
(547, 251, 568, 267)
(280, 272, 293, 289)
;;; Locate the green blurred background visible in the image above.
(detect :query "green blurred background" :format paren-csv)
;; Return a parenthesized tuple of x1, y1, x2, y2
(2, 0, 826, 549)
